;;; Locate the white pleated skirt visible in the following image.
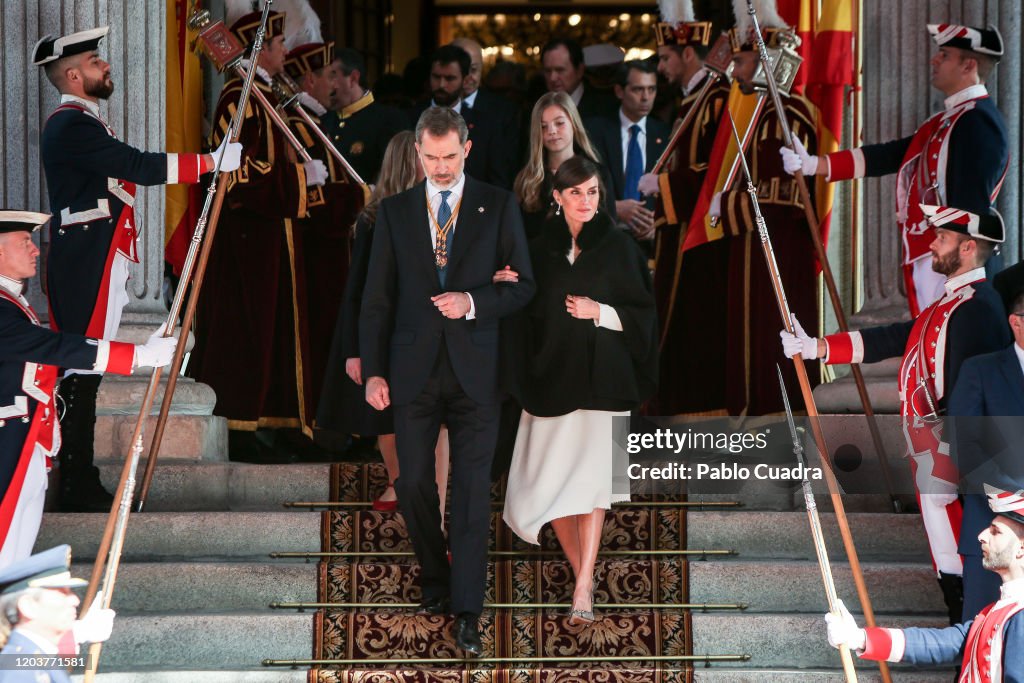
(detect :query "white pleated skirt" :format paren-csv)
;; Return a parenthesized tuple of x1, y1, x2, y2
(502, 408, 631, 545)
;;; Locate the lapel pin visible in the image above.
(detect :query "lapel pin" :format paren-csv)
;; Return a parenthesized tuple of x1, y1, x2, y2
(478, 207, 485, 213)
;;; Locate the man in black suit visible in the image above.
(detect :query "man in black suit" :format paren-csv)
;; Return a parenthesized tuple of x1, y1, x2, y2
(412, 45, 515, 189)
(949, 261, 1024, 619)
(361, 107, 535, 655)
(585, 60, 670, 243)
(540, 37, 618, 121)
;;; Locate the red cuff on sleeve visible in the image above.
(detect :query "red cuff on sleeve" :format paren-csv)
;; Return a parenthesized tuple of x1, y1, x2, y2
(860, 627, 904, 662)
(822, 331, 863, 365)
(167, 153, 203, 184)
(825, 149, 865, 182)
(105, 341, 137, 375)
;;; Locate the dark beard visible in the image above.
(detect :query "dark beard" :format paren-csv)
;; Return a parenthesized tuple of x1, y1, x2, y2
(432, 88, 459, 107)
(931, 249, 962, 276)
(84, 75, 115, 100)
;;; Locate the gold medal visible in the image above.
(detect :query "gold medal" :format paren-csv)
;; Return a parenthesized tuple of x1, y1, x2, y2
(426, 190, 462, 269)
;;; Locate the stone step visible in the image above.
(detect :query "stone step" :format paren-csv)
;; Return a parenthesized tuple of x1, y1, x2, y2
(691, 613, 950, 669)
(37, 512, 320, 561)
(80, 672, 306, 683)
(70, 562, 317, 612)
(692, 669, 951, 682)
(95, 414, 227, 461)
(95, 462, 330, 511)
(690, 560, 943, 615)
(91, 612, 312, 670)
(687, 511, 930, 561)
(96, 376, 215, 416)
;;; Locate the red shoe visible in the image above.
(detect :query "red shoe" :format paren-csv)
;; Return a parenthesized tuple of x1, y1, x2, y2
(372, 483, 398, 512)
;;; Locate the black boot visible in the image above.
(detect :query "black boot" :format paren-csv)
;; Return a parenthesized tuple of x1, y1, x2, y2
(57, 374, 113, 512)
(937, 571, 964, 625)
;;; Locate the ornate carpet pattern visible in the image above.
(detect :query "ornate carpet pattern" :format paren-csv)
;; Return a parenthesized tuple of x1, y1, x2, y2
(309, 463, 696, 682)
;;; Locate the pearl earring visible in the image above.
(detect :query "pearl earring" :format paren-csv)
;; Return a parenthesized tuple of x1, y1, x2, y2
(555, 204, 562, 216)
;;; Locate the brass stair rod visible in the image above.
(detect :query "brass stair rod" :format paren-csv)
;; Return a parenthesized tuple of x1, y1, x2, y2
(270, 549, 737, 558)
(269, 601, 748, 610)
(263, 654, 752, 666)
(284, 500, 744, 509)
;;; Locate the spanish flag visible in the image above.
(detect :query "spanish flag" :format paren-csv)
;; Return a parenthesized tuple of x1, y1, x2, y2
(164, 0, 204, 275)
(787, 0, 854, 247)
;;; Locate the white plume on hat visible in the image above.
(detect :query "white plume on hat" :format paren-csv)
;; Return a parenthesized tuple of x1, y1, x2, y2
(732, 0, 788, 33)
(658, 0, 696, 24)
(224, 0, 323, 50)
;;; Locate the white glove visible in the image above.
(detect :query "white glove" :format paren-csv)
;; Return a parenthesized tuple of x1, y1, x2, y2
(304, 159, 328, 187)
(914, 459, 960, 506)
(709, 191, 722, 218)
(825, 599, 865, 651)
(212, 136, 243, 173)
(134, 323, 178, 370)
(638, 173, 660, 197)
(779, 137, 819, 177)
(296, 91, 327, 116)
(779, 313, 820, 359)
(72, 591, 115, 645)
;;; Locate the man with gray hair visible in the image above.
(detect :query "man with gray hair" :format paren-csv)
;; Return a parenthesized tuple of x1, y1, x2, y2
(360, 106, 534, 655)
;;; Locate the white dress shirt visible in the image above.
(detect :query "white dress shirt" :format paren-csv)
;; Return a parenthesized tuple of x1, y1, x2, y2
(569, 82, 585, 108)
(619, 109, 648, 174)
(463, 89, 479, 109)
(431, 98, 463, 114)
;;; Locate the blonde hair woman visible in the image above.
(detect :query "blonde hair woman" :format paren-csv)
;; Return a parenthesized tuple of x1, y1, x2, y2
(513, 92, 616, 238)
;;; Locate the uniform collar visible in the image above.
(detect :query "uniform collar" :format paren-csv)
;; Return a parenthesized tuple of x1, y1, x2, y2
(944, 83, 987, 110)
(341, 89, 374, 119)
(1000, 577, 1024, 602)
(682, 67, 708, 96)
(59, 93, 100, 117)
(0, 273, 25, 298)
(944, 266, 987, 295)
(11, 628, 59, 655)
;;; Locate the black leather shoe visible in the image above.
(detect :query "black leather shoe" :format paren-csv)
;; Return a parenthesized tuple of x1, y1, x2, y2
(416, 595, 450, 615)
(453, 614, 482, 656)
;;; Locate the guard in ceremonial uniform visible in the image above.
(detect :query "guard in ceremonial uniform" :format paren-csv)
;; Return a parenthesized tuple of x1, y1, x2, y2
(715, 2, 820, 416)
(639, 0, 731, 415)
(782, 204, 1010, 622)
(782, 23, 1008, 316)
(321, 48, 410, 184)
(283, 41, 368, 435)
(34, 27, 240, 510)
(188, 11, 327, 438)
(825, 485, 1024, 681)
(0, 212, 174, 568)
(0, 545, 115, 682)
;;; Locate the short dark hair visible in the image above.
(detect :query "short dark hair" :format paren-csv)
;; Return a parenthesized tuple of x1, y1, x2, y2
(430, 44, 471, 78)
(1011, 290, 1024, 316)
(552, 155, 604, 198)
(615, 59, 656, 87)
(541, 38, 584, 69)
(971, 53, 997, 81)
(335, 47, 366, 88)
(415, 106, 469, 145)
(972, 238, 996, 264)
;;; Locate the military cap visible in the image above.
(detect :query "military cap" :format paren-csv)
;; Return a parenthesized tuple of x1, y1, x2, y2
(0, 211, 50, 235)
(928, 24, 1004, 59)
(0, 546, 87, 596)
(655, 1, 712, 48)
(986, 485, 1024, 526)
(284, 42, 335, 81)
(921, 204, 1005, 243)
(230, 11, 286, 48)
(32, 26, 109, 66)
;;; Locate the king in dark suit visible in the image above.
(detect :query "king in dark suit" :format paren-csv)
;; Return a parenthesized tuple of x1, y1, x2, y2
(949, 261, 1024, 619)
(360, 107, 535, 655)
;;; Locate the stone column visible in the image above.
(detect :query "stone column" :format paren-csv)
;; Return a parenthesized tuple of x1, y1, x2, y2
(816, 0, 1020, 413)
(0, 1, 222, 460)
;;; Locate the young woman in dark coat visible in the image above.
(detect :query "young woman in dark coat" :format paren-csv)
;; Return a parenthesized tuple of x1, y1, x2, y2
(500, 156, 658, 625)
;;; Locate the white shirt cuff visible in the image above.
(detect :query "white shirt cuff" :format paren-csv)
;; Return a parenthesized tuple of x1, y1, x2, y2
(595, 303, 623, 331)
(465, 293, 476, 319)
